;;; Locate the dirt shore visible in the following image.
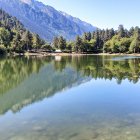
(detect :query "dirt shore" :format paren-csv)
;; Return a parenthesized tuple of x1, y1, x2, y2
(12, 52, 140, 57)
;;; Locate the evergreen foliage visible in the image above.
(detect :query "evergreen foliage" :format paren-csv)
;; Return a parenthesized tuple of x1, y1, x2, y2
(0, 9, 49, 54)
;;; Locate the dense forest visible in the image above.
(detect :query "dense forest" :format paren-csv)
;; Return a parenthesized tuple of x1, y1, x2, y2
(0, 9, 51, 55)
(52, 25, 140, 54)
(1, 9, 140, 55)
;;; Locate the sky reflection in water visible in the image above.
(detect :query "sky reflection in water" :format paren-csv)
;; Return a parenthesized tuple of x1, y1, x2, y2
(0, 55, 140, 140)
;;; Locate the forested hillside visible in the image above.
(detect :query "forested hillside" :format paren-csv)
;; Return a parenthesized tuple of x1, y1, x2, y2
(0, 9, 49, 54)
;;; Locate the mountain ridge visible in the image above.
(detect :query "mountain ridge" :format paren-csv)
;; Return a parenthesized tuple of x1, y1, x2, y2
(0, 0, 96, 41)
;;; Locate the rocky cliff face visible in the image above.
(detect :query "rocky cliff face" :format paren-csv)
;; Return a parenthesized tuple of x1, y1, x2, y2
(0, 0, 96, 41)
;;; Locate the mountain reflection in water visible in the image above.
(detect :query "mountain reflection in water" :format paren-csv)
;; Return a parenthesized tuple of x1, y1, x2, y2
(0, 55, 140, 115)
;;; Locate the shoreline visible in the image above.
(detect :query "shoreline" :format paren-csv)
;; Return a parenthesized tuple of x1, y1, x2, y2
(11, 52, 140, 57)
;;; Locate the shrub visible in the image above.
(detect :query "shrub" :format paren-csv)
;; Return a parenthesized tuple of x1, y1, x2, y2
(0, 46, 7, 55)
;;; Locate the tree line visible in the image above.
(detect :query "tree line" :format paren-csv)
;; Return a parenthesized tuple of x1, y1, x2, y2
(52, 25, 140, 54)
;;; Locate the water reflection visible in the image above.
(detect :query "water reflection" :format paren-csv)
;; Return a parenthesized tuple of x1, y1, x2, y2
(0, 55, 140, 115)
(1, 55, 140, 140)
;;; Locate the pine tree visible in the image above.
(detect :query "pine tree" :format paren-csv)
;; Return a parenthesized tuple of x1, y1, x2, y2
(11, 31, 21, 49)
(104, 29, 109, 41)
(52, 37, 59, 49)
(32, 34, 41, 50)
(129, 27, 135, 37)
(129, 27, 140, 53)
(0, 27, 11, 47)
(118, 25, 125, 38)
(58, 36, 66, 51)
(75, 35, 83, 52)
(21, 30, 32, 51)
(82, 32, 88, 41)
(87, 32, 92, 41)
(109, 28, 115, 39)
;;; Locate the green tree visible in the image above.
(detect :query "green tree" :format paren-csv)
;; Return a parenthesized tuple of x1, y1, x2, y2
(129, 27, 140, 53)
(42, 43, 52, 51)
(74, 35, 83, 53)
(109, 28, 115, 39)
(119, 38, 131, 53)
(82, 32, 88, 41)
(87, 32, 92, 41)
(129, 38, 140, 53)
(0, 27, 11, 47)
(129, 27, 135, 37)
(88, 39, 96, 52)
(66, 42, 73, 53)
(58, 36, 66, 51)
(11, 31, 21, 50)
(52, 37, 59, 49)
(118, 25, 125, 38)
(21, 30, 32, 51)
(32, 34, 41, 50)
(104, 29, 109, 41)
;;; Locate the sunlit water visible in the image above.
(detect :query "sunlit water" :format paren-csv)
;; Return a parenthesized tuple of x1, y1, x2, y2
(0, 55, 140, 140)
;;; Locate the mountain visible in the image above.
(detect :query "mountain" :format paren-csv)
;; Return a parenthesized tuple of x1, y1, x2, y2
(60, 11, 95, 33)
(0, 0, 96, 41)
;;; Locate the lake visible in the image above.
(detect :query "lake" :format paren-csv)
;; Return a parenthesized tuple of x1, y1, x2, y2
(0, 55, 140, 140)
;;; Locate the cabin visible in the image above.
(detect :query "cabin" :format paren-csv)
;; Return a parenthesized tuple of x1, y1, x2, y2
(55, 50, 62, 53)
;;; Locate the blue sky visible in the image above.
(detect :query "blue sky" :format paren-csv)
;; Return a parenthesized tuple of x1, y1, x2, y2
(38, 0, 140, 29)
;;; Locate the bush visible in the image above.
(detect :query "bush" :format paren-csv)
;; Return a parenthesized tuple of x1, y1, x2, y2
(14, 48, 25, 53)
(0, 47, 7, 55)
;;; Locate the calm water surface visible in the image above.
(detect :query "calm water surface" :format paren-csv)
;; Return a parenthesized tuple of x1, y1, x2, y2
(0, 55, 140, 140)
